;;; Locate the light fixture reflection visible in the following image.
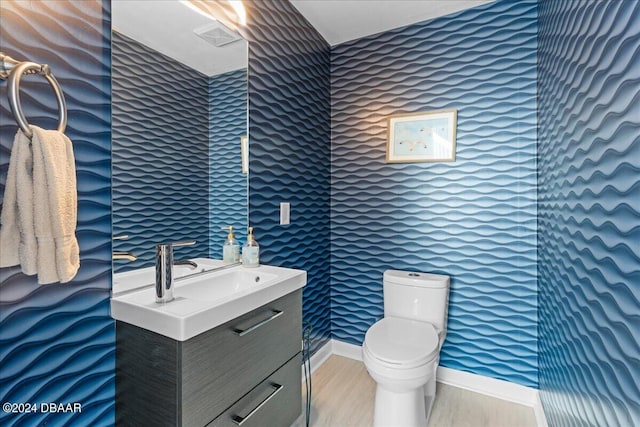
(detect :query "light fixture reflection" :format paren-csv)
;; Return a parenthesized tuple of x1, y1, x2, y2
(229, 1, 247, 26)
(180, 0, 246, 30)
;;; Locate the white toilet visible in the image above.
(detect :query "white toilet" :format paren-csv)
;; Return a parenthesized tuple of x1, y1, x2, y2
(363, 270, 450, 427)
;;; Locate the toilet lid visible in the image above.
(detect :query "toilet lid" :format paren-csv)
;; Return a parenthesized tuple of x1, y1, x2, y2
(365, 317, 439, 368)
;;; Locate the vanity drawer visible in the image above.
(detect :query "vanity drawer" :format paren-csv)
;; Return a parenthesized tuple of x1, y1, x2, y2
(207, 353, 302, 427)
(181, 289, 302, 426)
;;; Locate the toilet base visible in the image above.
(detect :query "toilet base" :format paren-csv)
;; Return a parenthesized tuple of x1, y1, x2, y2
(373, 381, 435, 427)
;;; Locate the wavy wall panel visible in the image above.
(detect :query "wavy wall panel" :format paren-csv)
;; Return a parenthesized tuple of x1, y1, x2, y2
(112, 31, 210, 272)
(538, 0, 640, 425)
(209, 69, 248, 250)
(243, 1, 332, 354)
(0, 1, 113, 426)
(331, 1, 538, 387)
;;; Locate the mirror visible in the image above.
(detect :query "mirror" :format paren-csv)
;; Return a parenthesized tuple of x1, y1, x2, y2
(111, 0, 248, 273)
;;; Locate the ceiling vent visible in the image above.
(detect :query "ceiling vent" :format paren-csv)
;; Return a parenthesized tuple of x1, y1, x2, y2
(194, 23, 242, 47)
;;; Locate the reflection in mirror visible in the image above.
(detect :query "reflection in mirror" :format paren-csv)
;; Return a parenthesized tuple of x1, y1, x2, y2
(111, 0, 248, 275)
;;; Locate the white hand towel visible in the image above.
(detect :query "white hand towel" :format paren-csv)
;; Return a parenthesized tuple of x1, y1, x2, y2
(0, 126, 79, 284)
(31, 126, 79, 284)
(0, 129, 38, 275)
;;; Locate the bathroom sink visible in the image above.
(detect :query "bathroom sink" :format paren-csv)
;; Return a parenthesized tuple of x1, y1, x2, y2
(110, 263, 306, 341)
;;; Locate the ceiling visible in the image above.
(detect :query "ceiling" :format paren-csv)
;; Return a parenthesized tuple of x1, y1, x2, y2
(112, 0, 247, 76)
(290, 0, 494, 46)
(111, 1, 493, 76)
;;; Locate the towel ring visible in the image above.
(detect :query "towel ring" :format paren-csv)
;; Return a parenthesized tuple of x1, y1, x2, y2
(7, 61, 67, 139)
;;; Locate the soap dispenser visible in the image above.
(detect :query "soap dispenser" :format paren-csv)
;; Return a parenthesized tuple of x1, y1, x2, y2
(242, 227, 260, 268)
(221, 226, 240, 264)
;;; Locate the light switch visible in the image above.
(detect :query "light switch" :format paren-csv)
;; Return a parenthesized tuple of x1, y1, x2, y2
(280, 202, 290, 225)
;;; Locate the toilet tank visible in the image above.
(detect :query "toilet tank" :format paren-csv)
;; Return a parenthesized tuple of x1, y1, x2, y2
(383, 270, 450, 334)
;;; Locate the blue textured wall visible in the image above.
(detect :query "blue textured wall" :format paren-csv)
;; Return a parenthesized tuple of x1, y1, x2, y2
(538, 0, 640, 425)
(243, 1, 332, 354)
(8, 1, 639, 425)
(331, 0, 538, 387)
(209, 69, 248, 251)
(0, 1, 113, 425)
(112, 31, 210, 272)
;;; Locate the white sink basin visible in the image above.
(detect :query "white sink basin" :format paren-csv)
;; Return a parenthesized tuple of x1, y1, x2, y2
(177, 269, 279, 301)
(110, 262, 306, 341)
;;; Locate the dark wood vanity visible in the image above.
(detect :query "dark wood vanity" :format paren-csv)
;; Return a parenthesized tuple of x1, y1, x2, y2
(115, 290, 302, 427)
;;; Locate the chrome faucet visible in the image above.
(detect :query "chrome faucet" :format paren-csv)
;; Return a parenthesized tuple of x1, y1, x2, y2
(113, 251, 137, 261)
(113, 234, 137, 261)
(175, 259, 198, 269)
(155, 240, 196, 304)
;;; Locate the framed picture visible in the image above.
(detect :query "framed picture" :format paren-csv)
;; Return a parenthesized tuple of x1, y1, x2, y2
(386, 109, 457, 163)
(240, 136, 248, 174)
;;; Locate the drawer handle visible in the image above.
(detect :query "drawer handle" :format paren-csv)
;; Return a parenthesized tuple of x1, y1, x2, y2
(231, 382, 283, 425)
(232, 310, 283, 336)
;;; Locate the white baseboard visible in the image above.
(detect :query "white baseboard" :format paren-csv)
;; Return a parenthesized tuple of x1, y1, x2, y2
(533, 392, 549, 427)
(303, 339, 333, 377)
(436, 366, 536, 406)
(310, 339, 547, 427)
(331, 339, 363, 361)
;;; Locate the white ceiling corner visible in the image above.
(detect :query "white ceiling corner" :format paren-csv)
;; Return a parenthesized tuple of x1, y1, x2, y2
(290, 0, 494, 46)
(111, 0, 494, 75)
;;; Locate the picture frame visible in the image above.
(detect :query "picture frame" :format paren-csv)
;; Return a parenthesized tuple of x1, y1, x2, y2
(240, 136, 248, 174)
(386, 109, 457, 163)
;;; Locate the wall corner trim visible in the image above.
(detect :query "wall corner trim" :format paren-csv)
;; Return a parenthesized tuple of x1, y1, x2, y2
(314, 339, 547, 427)
(330, 339, 364, 361)
(533, 392, 549, 427)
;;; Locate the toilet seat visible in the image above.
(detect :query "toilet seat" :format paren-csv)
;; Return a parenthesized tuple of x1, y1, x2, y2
(364, 317, 439, 369)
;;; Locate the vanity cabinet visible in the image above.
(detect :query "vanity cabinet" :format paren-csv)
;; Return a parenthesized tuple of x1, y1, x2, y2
(115, 290, 302, 427)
